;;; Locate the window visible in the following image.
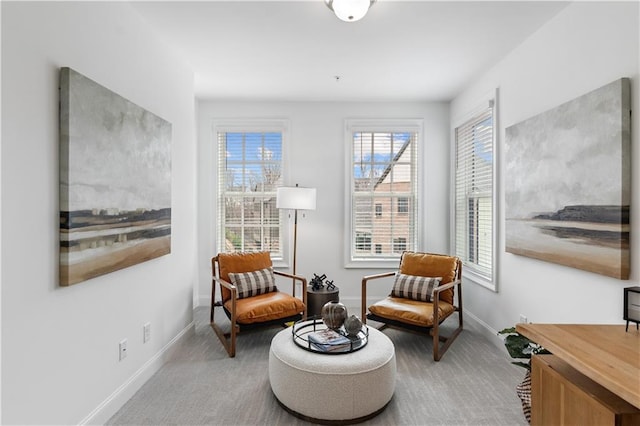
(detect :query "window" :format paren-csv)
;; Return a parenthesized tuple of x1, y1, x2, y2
(356, 232, 372, 252)
(454, 99, 496, 289)
(217, 127, 284, 259)
(393, 237, 407, 253)
(346, 119, 421, 266)
(397, 197, 408, 214)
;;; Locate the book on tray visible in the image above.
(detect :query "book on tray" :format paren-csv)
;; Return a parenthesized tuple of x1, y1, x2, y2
(308, 328, 352, 352)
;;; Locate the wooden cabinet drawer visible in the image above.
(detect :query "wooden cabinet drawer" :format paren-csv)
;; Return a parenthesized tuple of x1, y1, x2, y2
(531, 355, 640, 426)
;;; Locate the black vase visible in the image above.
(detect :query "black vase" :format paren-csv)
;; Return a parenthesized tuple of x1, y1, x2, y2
(321, 301, 347, 329)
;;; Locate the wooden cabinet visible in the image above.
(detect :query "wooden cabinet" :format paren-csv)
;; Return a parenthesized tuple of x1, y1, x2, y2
(516, 324, 640, 409)
(532, 355, 640, 426)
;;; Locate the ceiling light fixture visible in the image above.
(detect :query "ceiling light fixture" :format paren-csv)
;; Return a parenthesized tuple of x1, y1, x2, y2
(324, 0, 376, 22)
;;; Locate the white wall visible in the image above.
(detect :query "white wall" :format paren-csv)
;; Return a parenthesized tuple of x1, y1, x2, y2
(451, 2, 639, 337)
(197, 102, 450, 307)
(1, 2, 197, 424)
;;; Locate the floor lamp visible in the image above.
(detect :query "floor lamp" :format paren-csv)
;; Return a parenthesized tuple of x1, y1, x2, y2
(276, 184, 317, 277)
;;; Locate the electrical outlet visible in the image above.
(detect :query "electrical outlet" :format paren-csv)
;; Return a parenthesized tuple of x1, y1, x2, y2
(143, 322, 151, 343)
(119, 339, 128, 361)
(519, 315, 528, 324)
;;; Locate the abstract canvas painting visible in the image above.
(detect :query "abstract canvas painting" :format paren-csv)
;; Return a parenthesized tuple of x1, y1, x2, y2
(505, 78, 630, 279)
(59, 67, 172, 286)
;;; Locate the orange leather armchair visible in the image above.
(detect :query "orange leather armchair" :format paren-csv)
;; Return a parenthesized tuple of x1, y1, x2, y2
(361, 251, 463, 361)
(211, 252, 307, 357)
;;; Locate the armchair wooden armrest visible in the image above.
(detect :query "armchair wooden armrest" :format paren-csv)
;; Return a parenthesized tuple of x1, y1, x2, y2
(362, 271, 397, 282)
(431, 279, 462, 340)
(432, 279, 460, 294)
(274, 270, 307, 297)
(273, 270, 308, 318)
(211, 275, 237, 322)
(361, 271, 397, 323)
(212, 275, 236, 292)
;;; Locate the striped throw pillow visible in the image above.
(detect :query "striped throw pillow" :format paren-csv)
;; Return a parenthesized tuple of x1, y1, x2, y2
(391, 273, 442, 302)
(228, 267, 278, 299)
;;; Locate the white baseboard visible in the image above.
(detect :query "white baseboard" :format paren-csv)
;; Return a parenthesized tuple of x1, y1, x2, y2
(461, 310, 508, 354)
(79, 321, 195, 425)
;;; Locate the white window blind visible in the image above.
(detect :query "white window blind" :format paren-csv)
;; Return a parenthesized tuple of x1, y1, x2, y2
(454, 101, 494, 282)
(350, 131, 418, 262)
(217, 131, 283, 258)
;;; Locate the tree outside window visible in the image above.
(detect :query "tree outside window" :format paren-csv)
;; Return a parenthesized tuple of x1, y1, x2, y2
(217, 131, 283, 258)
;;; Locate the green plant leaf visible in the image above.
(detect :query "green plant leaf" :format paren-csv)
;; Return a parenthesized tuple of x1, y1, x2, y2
(503, 334, 533, 359)
(498, 327, 517, 335)
(499, 326, 550, 370)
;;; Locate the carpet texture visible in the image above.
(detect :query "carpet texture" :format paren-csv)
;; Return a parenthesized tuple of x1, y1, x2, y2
(107, 306, 528, 425)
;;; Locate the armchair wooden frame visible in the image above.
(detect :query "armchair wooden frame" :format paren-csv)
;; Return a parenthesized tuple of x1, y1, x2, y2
(210, 255, 307, 357)
(361, 258, 463, 361)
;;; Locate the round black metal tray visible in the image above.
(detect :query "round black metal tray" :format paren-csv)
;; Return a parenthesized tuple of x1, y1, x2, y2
(291, 317, 368, 354)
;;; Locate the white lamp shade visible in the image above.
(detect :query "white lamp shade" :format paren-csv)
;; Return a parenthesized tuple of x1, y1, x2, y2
(276, 187, 317, 211)
(330, 0, 371, 22)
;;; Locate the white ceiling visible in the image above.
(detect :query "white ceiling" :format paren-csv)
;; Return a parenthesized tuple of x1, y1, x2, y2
(131, 1, 569, 102)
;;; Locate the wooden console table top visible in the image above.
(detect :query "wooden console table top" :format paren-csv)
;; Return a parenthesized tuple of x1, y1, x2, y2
(516, 323, 640, 409)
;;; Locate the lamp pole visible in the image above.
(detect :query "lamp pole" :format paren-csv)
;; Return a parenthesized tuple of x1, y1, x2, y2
(293, 206, 299, 276)
(276, 183, 316, 280)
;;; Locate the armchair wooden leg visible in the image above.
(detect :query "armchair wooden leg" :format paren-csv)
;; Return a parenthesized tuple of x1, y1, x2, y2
(210, 285, 215, 323)
(210, 278, 236, 356)
(211, 321, 237, 358)
(361, 277, 367, 325)
(432, 309, 463, 361)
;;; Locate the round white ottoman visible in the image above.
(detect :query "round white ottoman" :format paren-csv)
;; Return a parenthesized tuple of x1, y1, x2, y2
(269, 326, 396, 424)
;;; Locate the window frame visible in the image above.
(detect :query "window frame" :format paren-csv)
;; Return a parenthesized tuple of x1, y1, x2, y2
(344, 118, 424, 268)
(213, 119, 290, 268)
(451, 92, 498, 291)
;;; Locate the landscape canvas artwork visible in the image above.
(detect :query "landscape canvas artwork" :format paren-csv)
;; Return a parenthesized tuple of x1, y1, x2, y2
(505, 78, 630, 279)
(59, 67, 172, 286)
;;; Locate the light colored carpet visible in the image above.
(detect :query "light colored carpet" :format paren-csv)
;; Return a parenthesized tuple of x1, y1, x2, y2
(107, 306, 528, 425)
